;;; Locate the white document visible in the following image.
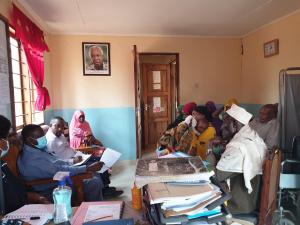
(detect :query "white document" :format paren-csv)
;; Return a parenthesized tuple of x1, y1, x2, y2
(53, 171, 70, 181)
(152, 71, 161, 83)
(99, 148, 122, 173)
(3, 204, 54, 225)
(153, 97, 161, 108)
(73, 153, 92, 166)
(84, 205, 119, 223)
(149, 162, 158, 171)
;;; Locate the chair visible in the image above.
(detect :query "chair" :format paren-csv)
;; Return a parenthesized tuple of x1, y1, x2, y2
(257, 149, 281, 225)
(2, 137, 93, 206)
(233, 149, 281, 225)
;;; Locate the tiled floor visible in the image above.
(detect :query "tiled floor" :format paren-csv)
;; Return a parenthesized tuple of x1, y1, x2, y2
(106, 148, 156, 201)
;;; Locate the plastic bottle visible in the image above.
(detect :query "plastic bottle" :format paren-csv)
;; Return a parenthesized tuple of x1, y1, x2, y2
(53, 177, 72, 224)
(131, 183, 142, 210)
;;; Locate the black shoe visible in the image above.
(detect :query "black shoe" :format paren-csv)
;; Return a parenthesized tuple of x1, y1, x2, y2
(104, 186, 116, 192)
(103, 189, 124, 198)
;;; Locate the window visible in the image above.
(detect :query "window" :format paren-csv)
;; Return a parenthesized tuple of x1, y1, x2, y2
(9, 28, 44, 130)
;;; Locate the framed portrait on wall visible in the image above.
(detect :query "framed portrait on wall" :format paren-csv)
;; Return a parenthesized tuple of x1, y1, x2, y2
(82, 42, 111, 76)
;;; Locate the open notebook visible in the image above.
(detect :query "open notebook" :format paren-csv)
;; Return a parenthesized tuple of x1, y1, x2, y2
(3, 204, 53, 225)
(71, 201, 124, 225)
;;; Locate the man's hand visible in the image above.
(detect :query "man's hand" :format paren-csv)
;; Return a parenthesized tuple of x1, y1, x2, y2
(87, 161, 104, 172)
(73, 156, 83, 164)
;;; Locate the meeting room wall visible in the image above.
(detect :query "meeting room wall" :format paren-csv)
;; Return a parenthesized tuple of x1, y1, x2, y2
(241, 9, 300, 105)
(44, 35, 241, 159)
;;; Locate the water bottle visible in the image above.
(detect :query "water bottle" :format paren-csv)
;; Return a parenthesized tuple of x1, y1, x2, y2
(53, 177, 72, 224)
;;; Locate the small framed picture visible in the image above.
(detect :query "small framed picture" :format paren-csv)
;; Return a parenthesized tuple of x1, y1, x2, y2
(82, 42, 111, 76)
(264, 39, 279, 58)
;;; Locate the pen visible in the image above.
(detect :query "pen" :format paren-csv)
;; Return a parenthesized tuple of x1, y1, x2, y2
(17, 216, 40, 220)
(86, 215, 113, 222)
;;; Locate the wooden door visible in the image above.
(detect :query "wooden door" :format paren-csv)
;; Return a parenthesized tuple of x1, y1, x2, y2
(142, 64, 171, 149)
(133, 45, 142, 158)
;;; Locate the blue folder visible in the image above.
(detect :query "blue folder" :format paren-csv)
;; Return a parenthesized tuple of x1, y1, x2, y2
(83, 218, 134, 225)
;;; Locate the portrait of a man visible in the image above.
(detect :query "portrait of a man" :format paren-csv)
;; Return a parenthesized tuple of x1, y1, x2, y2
(82, 42, 111, 75)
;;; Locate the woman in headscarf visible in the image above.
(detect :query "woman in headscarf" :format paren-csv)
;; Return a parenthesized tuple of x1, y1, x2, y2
(224, 98, 239, 112)
(158, 102, 196, 152)
(221, 98, 239, 140)
(182, 102, 197, 116)
(167, 104, 185, 130)
(188, 118, 216, 160)
(69, 110, 102, 149)
(175, 105, 213, 153)
(205, 101, 223, 136)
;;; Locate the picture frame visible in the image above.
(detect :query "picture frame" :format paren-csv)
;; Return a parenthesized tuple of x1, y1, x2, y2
(263, 39, 279, 58)
(82, 42, 111, 76)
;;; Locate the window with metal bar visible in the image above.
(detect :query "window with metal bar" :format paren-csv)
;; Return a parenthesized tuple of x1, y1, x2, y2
(9, 28, 44, 130)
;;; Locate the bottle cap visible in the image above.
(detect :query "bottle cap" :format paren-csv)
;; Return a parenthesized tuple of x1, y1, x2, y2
(58, 179, 66, 186)
(58, 176, 73, 187)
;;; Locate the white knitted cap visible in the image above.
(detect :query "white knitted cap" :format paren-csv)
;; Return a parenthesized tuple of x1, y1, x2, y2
(226, 104, 253, 125)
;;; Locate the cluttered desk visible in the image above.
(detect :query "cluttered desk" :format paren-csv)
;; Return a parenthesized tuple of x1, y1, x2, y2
(1, 154, 232, 225)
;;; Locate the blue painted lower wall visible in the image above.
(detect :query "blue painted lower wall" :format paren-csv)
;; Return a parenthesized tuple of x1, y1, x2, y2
(44, 104, 262, 161)
(45, 107, 136, 160)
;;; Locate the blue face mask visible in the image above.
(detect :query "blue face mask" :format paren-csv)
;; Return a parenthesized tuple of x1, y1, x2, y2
(0, 139, 9, 158)
(35, 136, 47, 150)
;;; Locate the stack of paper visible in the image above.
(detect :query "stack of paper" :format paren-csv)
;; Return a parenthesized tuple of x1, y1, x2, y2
(135, 156, 214, 188)
(136, 156, 231, 224)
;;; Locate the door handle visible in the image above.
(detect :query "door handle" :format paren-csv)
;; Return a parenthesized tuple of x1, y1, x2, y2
(144, 104, 149, 111)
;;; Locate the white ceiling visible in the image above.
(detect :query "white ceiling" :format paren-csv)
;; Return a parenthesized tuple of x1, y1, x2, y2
(18, 0, 300, 36)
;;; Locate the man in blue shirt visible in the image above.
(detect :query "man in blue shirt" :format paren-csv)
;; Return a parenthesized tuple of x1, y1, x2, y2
(18, 124, 104, 201)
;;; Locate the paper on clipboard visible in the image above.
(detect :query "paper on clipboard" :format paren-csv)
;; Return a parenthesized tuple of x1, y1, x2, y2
(99, 148, 122, 173)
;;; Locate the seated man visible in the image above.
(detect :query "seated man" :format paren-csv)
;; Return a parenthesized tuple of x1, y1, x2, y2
(0, 115, 49, 213)
(46, 116, 122, 197)
(249, 104, 279, 149)
(211, 104, 267, 214)
(18, 124, 104, 201)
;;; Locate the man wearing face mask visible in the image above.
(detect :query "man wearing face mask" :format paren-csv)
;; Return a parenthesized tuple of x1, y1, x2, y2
(213, 104, 267, 214)
(0, 115, 50, 214)
(17, 124, 105, 201)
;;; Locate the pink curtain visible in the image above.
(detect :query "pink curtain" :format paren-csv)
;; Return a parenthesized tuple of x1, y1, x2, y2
(11, 5, 50, 111)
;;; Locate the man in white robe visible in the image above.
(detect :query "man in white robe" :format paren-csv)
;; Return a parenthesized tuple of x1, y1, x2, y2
(212, 104, 267, 213)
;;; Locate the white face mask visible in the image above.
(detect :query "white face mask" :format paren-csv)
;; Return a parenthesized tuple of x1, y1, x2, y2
(0, 139, 9, 158)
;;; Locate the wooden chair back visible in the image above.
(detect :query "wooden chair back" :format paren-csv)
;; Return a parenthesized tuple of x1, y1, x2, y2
(258, 149, 281, 225)
(2, 136, 22, 178)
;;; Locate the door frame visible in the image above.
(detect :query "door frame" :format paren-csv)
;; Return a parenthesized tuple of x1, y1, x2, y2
(134, 52, 180, 155)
